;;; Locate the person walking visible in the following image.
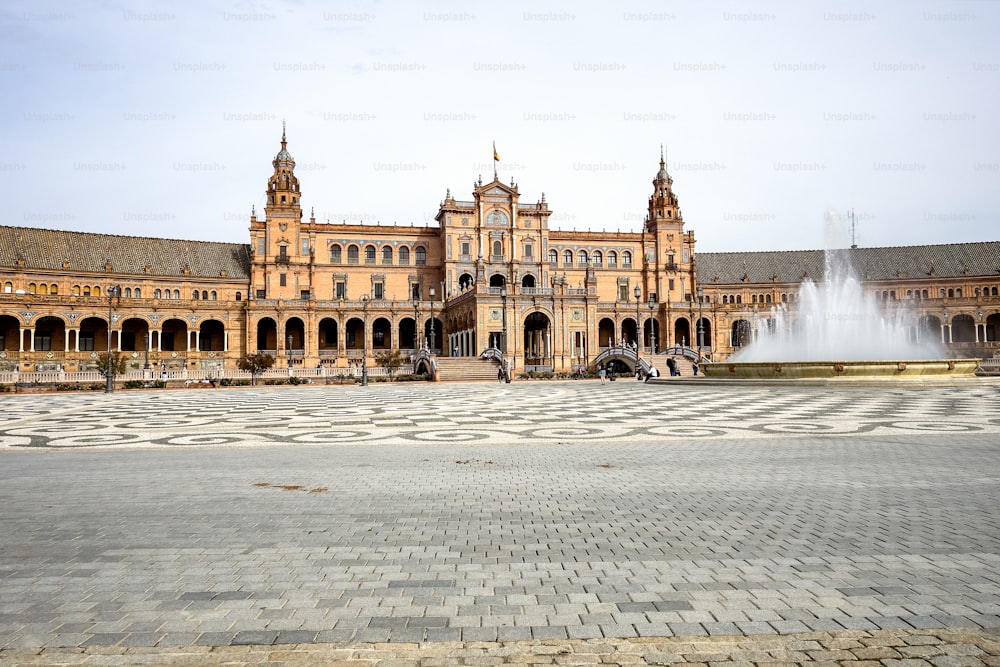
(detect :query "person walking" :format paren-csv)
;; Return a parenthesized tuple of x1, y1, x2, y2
(498, 366, 504, 383)
(598, 364, 606, 384)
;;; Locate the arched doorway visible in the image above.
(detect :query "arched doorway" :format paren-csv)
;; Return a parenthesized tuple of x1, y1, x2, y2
(119, 317, 149, 352)
(79, 317, 108, 356)
(161, 318, 189, 353)
(199, 320, 225, 352)
(256, 318, 278, 352)
(521, 274, 536, 288)
(644, 316, 658, 352)
(458, 273, 474, 291)
(952, 314, 975, 343)
(399, 317, 417, 351)
(598, 318, 615, 348)
(695, 317, 712, 349)
(730, 320, 751, 348)
(622, 318, 638, 346)
(33, 316, 66, 354)
(284, 317, 305, 351)
(424, 317, 442, 352)
(345, 317, 365, 350)
(318, 318, 338, 354)
(674, 317, 691, 348)
(523, 312, 552, 368)
(986, 313, 1000, 342)
(918, 315, 941, 343)
(0, 315, 19, 354)
(372, 317, 392, 350)
(489, 274, 506, 288)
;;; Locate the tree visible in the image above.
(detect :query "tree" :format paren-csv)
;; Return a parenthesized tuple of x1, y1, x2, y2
(374, 349, 406, 381)
(238, 353, 276, 385)
(95, 352, 128, 378)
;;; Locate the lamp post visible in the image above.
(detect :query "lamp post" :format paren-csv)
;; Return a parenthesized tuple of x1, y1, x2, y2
(287, 334, 293, 373)
(143, 332, 150, 374)
(634, 284, 641, 379)
(105, 284, 120, 393)
(697, 285, 704, 358)
(500, 285, 507, 354)
(648, 298, 656, 353)
(412, 294, 419, 352)
(361, 295, 369, 386)
(428, 287, 436, 354)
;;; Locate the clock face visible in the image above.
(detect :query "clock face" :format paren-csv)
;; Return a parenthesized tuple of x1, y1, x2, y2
(486, 210, 508, 226)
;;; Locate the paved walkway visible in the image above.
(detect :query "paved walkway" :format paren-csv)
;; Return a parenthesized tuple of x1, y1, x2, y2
(1, 380, 998, 665)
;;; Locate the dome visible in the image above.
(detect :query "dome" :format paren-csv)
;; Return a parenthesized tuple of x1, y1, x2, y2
(274, 148, 295, 165)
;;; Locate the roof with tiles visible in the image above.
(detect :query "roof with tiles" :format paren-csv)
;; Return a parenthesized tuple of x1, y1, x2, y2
(0, 226, 251, 280)
(698, 242, 1000, 285)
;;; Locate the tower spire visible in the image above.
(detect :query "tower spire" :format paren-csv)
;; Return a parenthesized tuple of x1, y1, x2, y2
(281, 120, 287, 150)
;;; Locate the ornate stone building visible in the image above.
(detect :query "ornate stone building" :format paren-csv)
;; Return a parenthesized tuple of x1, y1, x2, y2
(1, 131, 998, 377)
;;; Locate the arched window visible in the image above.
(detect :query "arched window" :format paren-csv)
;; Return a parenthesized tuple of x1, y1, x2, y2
(365, 245, 376, 264)
(93, 286, 100, 297)
(71, 284, 79, 295)
(133, 287, 139, 298)
(781, 293, 787, 302)
(193, 290, 200, 300)
(548, 249, 558, 265)
(83, 286, 91, 296)
(39, 284, 48, 295)
(578, 250, 588, 266)
(415, 246, 427, 265)
(493, 240, 502, 257)
(736, 295, 742, 304)
(50, 284, 59, 295)
(608, 251, 618, 268)
(563, 250, 573, 266)
(993, 286, 999, 296)
(975, 287, 981, 297)
(765, 294, 772, 303)
(398, 246, 410, 265)
(593, 250, 603, 267)
(154, 289, 162, 299)
(722, 295, 728, 305)
(956, 288, 962, 298)
(235, 291, 242, 301)
(28, 283, 36, 294)
(202, 290, 208, 300)
(123, 287, 131, 298)
(622, 251, 632, 267)
(173, 289, 180, 299)
(329, 244, 342, 264)
(3, 281, 11, 293)
(211, 291, 217, 300)
(752, 294, 758, 304)
(382, 246, 393, 265)
(347, 245, 359, 264)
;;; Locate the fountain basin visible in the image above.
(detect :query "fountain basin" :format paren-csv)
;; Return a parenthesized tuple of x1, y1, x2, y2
(702, 359, 981, 379)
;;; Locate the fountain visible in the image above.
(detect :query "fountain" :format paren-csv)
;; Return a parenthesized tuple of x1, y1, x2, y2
(702, 213, 980, 380)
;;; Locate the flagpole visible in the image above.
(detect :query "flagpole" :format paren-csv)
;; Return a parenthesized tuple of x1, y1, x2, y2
(493, 141, 498, 180)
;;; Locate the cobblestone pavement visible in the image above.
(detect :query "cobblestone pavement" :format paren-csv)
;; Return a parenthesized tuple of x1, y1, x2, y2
(1, 381, 998, 665)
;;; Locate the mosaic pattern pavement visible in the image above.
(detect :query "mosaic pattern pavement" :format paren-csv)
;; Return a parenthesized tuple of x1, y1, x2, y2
(1, 379, 999, 449)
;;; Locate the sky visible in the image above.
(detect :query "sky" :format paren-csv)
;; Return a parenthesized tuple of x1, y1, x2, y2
(1, 0, 997, 252)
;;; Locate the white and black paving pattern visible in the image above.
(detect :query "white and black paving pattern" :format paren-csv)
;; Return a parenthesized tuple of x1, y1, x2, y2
(0, 380, 999, 654)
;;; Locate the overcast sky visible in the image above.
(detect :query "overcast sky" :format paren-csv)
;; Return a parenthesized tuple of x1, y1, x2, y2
(2, 0, 997, 252)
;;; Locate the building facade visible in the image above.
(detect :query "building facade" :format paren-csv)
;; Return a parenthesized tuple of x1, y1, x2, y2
(1, 131, 998, 377)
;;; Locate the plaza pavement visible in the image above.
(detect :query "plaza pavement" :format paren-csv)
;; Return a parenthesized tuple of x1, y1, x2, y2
(0, 379, 998, 665)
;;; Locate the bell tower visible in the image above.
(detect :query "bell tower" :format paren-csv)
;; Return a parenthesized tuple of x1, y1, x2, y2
(265, 122, 302, 217)
(644, 146, 695, 304)
(646, 146, 681, 231)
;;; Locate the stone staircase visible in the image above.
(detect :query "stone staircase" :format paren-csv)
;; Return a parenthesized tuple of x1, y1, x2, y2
(433, 357, 502, 382)
(652, 353, 702, 378)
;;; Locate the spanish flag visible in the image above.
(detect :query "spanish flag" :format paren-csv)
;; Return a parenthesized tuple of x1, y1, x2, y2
(493, 142, 500, 162)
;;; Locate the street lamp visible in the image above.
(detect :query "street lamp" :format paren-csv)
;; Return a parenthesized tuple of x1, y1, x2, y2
(143, 332, 150, 374)
(361, 295, 369, 386)
(500, 285, 507, 354)
(696, 285, 704, 358)
(648, 298, 656, 354)
(287, 334, 293, 372)
(412, 293, 419, 352)
(105, 284, 121, 393)
(428, 287, 436, 354)
(634, 284, 641, 379)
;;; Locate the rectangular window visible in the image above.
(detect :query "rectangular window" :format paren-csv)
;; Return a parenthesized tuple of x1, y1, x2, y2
(524, 245, 533, 257)
(279, 273, 287, 287)
(668, 278, 675, 292)
(618, 285, 628, 301)
(256, 289, 266, 299)
(461, 242, 470, 256)
(335, 282, 346, 299)
(302, 239, 309, 255)
(374, 283, 384, 299)
(411, 283, 421, 300)
(34, 333, 51, 351)
(257, 238, 265, 255)
(300, 290, 311, 300)
(278, 246, 288, 261)
(80, 334, 95, 351)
